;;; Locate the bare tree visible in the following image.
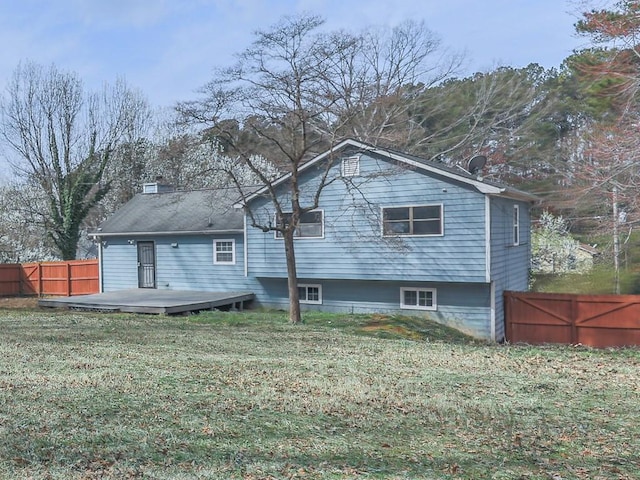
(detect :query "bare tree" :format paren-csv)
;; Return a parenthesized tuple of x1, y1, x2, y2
(0, 183, 56, 262)
(570, 120, 640, 292)
(179, 15, 333, 323)
(0, 62, 150, 259)
(177, 15, 466, 323)
(314, 20, 464, 149)
(313, 22, 552, 173)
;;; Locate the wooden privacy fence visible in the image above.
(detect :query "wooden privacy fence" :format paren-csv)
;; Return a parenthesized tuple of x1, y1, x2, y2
(0, 259, 99, 297)
(505, 291, 640, 348)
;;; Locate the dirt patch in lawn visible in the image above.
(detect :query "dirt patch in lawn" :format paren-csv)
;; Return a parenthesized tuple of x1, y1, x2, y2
(0, 297, 40, 309)
(361, 322, 423, 340)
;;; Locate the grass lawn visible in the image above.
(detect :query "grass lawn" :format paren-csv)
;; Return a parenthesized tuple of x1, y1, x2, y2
(0, 308, 638, 479)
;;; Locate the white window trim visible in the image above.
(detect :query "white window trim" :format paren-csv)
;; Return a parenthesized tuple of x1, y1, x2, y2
(513, 205, 520, 246)
(341, 155, 361, 177)
(381, 204, 444, 237)
(400, 287, 437, 311)
(298, 283, 322, 305)
(274, 210, 325, 240)
(213, 239, 236, 265)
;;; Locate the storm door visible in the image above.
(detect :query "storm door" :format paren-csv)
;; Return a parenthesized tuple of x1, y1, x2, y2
(137, 241, 156, 288)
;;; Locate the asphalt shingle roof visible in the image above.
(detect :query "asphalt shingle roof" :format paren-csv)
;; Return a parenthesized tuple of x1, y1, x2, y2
(96, 188, 244, 236)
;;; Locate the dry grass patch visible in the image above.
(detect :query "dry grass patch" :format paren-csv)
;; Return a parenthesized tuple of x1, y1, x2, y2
(0, 309, 638, 479)
(0, 296, 39, 309)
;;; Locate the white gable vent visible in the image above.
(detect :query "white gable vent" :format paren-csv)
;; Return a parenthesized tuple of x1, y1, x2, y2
(142, 182, 174, 194)
(341, 155, 360, 177)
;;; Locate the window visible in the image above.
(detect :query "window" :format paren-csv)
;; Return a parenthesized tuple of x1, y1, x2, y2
(275, 211, 324, 238)
(341, 155, 360, 177)
(400, 287, 437, 311)
(298, 284, 322, 304)
(213, 239, 235, 264)
(382, 205, 443, 236)
(513, 205, 520, 246)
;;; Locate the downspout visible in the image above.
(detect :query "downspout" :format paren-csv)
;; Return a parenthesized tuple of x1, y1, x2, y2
(244, 213, 248, 277)
(490, 281, 496, 342)
(485, 196, 491, 283)
(485, 196, 496, 341)
(97, 237, 104, 293)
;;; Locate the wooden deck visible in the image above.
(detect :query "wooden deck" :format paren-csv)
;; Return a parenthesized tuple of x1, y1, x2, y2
(38, 289, 255, 315)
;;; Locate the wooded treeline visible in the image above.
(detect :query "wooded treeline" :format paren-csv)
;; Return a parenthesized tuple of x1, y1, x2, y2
(0, 2, 638, 265)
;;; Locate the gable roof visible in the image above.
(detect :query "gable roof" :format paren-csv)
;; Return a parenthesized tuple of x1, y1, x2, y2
(93, 188, 244, 237)
(239, 138, 538, 205)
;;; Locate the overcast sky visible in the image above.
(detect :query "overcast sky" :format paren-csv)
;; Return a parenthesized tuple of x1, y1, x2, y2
(0, 0, 593, 111)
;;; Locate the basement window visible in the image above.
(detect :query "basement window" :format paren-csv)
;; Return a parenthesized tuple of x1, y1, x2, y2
(298, 284, 322, 304)
(400, 287, 437, 311)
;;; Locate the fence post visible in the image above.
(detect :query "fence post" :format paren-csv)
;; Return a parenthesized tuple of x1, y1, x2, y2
(18, 264, 24, 296)
(38, 263, 43, 296)
(66, 262, 72, 296)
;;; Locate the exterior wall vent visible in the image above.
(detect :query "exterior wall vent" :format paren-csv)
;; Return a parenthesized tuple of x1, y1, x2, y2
(142, 181, 174, 194)
(341, 155, 361, 177)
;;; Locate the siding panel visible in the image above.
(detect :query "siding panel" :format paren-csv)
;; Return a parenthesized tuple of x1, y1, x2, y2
(490, 197, 532, 340)
(102, 234, 259, 293)
(256, 278, 493, 339)
(101, 239, 139, 291)
(246, 153, 488, 283)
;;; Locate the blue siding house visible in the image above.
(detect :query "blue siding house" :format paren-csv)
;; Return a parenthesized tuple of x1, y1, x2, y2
(94, 139, 536, 341)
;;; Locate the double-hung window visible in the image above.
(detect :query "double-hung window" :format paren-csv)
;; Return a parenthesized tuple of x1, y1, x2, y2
(382, 205, 443, 236)
(276, 210, 324, 238)
(213, 239, 235, 264)
(400, 287, 437, 311)
(298, 284, 322, 304)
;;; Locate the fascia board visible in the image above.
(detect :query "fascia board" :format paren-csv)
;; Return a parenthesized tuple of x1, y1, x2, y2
(90, 229, 244, 238)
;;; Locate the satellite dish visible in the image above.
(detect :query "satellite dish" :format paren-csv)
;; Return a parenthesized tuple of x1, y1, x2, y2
(467, 155, 487, 175)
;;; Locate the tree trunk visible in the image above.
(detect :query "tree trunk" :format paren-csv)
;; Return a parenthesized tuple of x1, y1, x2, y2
(282, 228, 302, 324)
(53, 221, 81, 261)
(60, 244, 77, 261)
